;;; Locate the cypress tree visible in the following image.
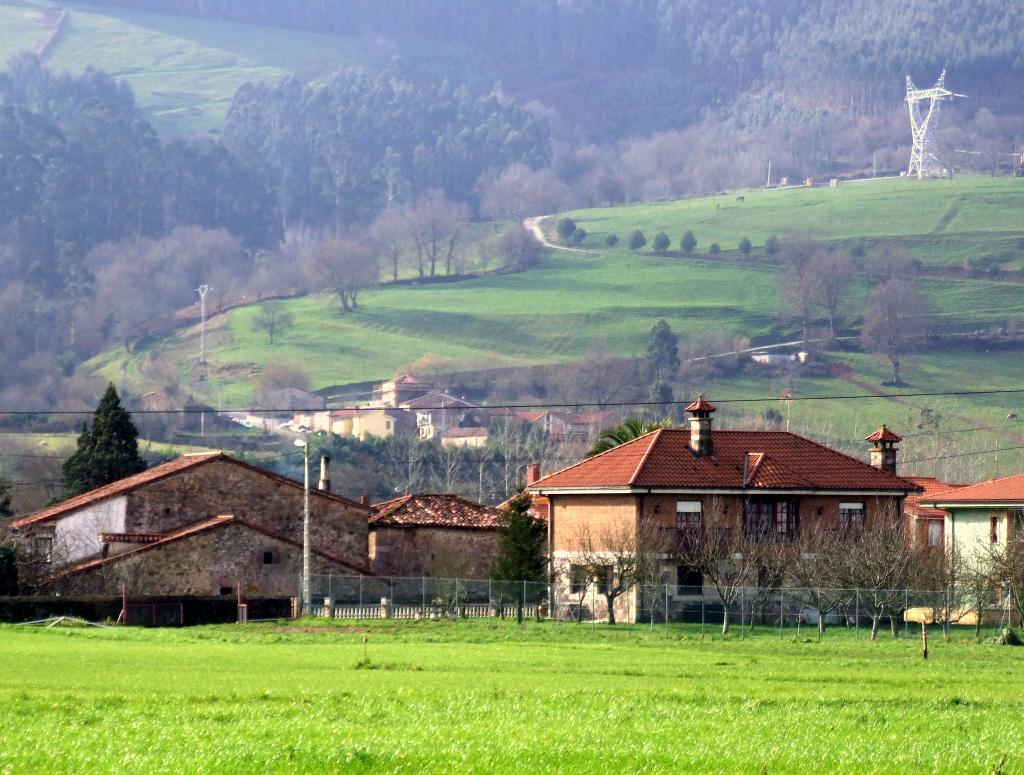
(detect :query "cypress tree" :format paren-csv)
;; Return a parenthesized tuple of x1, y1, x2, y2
(492, 491, 547, 584)
(62, 383, 146, 498)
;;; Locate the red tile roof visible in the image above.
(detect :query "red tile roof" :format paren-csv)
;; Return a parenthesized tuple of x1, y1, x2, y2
(925, 472, 1024, 505)
(866, 425, 902, 443)
(370, 494, 502, 530)
(10, 452, 368, 529)
(528, 428, 920, 492)
(904, 477, 967, 519)
(52, 514, 372, 579)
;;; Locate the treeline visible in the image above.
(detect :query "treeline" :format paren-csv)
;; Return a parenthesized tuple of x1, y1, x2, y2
(222, 62, 550, 232)
(71, 0, 1024, 138)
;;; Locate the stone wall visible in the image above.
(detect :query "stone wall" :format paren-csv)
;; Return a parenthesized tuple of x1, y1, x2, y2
(122, 458, 368, 570)
(369, 526, 499, 578)
(61, 521, 355, 597)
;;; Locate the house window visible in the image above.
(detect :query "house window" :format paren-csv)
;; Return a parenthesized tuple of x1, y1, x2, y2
(839, 502, 865, 531)
(746, 500, 797, 541)
(676, 565, 702, 591)
(33, 537, 53, 563)
(990, 516, 1000, 544)
(385, 420, 393, 431)
(927, 521, 943, 548)
(568, 564, 587, 594)
(262, 550, 275, 566)
(676, 501, 702, 531)
(219, 586, 234, 596)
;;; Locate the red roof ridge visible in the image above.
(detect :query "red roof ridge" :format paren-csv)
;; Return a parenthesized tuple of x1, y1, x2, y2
(685, 394, 717, 413)
(629, 427, 665, 486)
(531, 430, 661, 489)
(11, 452, 368, 530)
(865, 425, 902, 443)
(925, 472, 1024, 504)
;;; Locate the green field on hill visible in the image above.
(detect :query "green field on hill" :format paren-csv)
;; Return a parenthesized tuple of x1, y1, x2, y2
(0, 620, 1022, 773)
(0, 0, 387, 135)
(88, 176, 1024, 476)
(564, 176, 1024, 270)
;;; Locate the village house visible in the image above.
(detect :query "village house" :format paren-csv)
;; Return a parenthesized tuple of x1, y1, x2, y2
(402, 391, 480, 440)
(921, 472, 1024, 559)
(292, 407, 416, 440)
(372, 374, 434, 407)
(903, 476, 967, 549)
(9, 452, 371, 596)
(526, 397, 922, 622)
(368, 494, 502, 578)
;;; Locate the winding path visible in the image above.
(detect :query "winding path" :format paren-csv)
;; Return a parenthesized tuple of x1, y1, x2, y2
(523, 215, 597, 254)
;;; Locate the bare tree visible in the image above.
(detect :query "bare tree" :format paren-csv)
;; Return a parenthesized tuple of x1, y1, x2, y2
(983, 517, 1024, 626)
(574, 515, 669, 625)
(250, 300, 294, 344)
(676, 496, 761, 635)
(845, 506, 912, 639)
(958, 547, 997, 641)
(780, 263, 821, 342)
(308, 237, 379, 312)
(861, 279, 929, 386)
(789, 524, 853, 638)
(405, 191, 469, 278)
(370, 209, 409, 283)
(477, 164, 573, 224)
(811, 250, 855, 339)
(499, 224, 542, 271)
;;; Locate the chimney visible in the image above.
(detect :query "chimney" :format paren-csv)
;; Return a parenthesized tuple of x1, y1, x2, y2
(318, 455, 331, 492)
(360, 495, 370, 506)
(865, 425, 901, 474)
(525, 463, 541, 487)
(685, 394, 717, 456)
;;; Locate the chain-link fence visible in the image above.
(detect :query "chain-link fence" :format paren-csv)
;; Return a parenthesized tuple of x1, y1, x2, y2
(304, 574, 1015, 637)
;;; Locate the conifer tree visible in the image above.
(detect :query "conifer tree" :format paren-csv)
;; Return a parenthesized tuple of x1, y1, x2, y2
(62, 383, 146, 498)
(492, 491, 547, 584)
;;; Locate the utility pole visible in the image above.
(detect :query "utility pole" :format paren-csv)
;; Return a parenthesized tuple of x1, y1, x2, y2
(905, 70, 964, 179)
(294, 437, 311, 615)
(196, 284, 211, 383)
(766, 160, 772, 188)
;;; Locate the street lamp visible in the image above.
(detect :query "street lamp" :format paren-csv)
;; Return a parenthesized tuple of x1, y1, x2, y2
(294, 437, 311, 615)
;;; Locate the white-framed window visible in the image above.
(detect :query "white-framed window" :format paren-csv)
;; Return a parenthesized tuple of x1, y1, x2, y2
(839, 502, 865, 531)
(676, 501, 702, 531)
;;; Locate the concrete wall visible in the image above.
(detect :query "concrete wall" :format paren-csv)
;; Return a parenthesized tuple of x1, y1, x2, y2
(947, 507, 1018, 561)
(61, 521, 356, 597)
(369, 526, 499, 578)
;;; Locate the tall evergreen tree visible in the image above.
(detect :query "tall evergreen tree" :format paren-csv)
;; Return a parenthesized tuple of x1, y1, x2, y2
(645, 319, 680, 385)
(62, 383, 146, 498)
(492, 491, 547, 583)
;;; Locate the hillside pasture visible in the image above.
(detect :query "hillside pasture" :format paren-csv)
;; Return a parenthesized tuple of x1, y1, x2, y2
(0, 621, 1022, 773)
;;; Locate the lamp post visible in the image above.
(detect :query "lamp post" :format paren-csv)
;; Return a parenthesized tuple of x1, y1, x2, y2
(294, 437, 310, 615)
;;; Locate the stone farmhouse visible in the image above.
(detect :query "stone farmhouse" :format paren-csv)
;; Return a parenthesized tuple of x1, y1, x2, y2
(8, 452, 371, 596)
(526, 396, 922, 621)
(369, 493, 502, 578)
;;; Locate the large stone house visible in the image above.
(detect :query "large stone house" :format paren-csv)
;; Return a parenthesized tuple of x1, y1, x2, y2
(526, 397, 922, 620)
(9, 452, 371, 596)
(369, 494, 502, 578)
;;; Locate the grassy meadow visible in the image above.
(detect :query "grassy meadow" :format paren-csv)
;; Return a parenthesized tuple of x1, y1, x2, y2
(0, 619, 1022, 773)
(0, 0, 385, 135)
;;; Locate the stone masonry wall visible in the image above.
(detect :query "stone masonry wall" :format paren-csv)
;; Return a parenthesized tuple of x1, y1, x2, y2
(369, 527, 500, 578)
(123, 458, 368, 570)
(62, 521, 354, 597)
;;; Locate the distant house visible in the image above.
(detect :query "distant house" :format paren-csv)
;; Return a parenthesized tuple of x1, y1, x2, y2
(292, 408, 416, 440)
(531, 410, 618, 442)
(372, 374, 433, 407)
(922, 473, 1024, 559)
(369, 494, 503, 578)
(401, 391, 479, 440)
(904, 476, 967, 549)
(9, 452, 371, 595)
(527, 397, 921, 621)
(440, 427, 490, 448)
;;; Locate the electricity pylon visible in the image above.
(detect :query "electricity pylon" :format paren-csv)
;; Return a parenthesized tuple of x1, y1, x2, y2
(906, 70, 964, 179)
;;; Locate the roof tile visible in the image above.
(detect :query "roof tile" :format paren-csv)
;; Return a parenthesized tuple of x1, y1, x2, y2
(370, 494, 501, 530)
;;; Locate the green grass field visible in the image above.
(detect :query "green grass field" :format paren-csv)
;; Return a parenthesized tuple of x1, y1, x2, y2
(1, 620, 1022, 773)
(0, 0, 384, 135)
(565, 176, 1024, 269)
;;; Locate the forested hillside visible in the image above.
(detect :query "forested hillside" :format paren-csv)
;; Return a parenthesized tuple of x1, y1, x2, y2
(71, 0, 1024, 138)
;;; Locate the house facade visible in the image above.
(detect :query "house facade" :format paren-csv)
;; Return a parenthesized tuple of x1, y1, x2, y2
(922, 473, 1024, 560)
(368, 494, 502, 578)
(526, 397, 921, 621)
(9, 452, 371, 595)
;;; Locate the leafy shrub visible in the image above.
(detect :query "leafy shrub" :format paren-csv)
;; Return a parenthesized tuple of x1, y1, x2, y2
(569, 228, 587, 246)
(765, 235, 780, 256)
(628, 230, 647, 250)
(605, 233, 619, 247)
(739, 236, 752, 257)
(709, 243, 721, 255)
(680, 230, 697, 255)
(556, 217, 577, 241)
(652, 232, 670, 252)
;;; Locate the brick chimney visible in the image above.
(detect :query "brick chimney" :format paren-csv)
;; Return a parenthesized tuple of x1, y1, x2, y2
(865, 425, 901, 474)
(525, 463, 541, 487)
(318, 455, 331, 492)
(685, 394, 716, 456)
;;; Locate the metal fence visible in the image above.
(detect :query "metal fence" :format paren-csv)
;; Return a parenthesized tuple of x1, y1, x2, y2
(305, 574, 1016, 636)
